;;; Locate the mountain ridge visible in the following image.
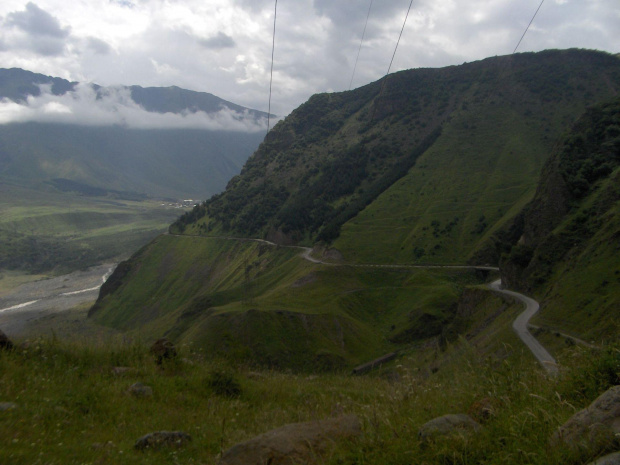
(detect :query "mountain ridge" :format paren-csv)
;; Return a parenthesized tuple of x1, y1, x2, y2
(0, 67, 273, 121)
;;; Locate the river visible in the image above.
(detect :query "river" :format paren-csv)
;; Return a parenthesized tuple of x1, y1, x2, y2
(0, 264, 114, 337)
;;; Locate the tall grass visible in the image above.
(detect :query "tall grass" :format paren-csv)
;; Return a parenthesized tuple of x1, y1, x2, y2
(1, 336, 617, 464)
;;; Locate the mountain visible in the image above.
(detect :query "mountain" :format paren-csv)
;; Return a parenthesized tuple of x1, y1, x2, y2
(90, 49, 620, 370)
(0, 68, 269, 200)
(0, 67, 268, 122)
(173, 49, 620, 263)
(498, 95, 620, 340)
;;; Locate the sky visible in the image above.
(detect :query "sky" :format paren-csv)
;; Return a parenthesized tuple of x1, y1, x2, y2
(0, 0, 619, 130)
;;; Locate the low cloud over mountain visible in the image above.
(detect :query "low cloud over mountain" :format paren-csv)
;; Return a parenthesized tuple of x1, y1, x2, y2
(0, 82, 269, 132)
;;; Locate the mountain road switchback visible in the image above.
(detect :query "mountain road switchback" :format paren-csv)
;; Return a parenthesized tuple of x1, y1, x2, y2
(489, 279, 558, 374)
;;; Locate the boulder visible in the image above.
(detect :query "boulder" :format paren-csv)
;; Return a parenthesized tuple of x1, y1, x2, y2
(218, 414, 362, 465)
(418, 414, 482, 443)
(0, 402, 17, 411)
(127, 382, 153, 398)
(551, 385, 620, 451)
(588, 452, 620, 465)
(111, 367, 134, 376)
(0, 329, 13, 350)
(134, 431, 191, 451)
(150, 338, 177, 365)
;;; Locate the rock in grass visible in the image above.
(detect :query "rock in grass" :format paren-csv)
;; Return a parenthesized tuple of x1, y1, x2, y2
(418, 414, 482, 443)
(588, 452, 620, 465)
(127, 382, 153, 398)
(551, 385, 620, 452)
(111, 366, 134, 376)
(468, 397, 497, 423)
(150, 338, 177, 365)
(0, 329, 13, 351)
(218, 414, 361, 465)
(134, 431, 191, 451)
(0, 402, 17, 411)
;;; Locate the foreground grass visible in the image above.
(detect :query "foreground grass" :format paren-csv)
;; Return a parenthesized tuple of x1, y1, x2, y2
(1, 336, 618, 464)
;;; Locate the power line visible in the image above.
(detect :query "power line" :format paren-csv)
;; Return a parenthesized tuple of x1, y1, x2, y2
(386, 0, 414, 76)
(267, 0, 278, 133)
(513, 0, 545, 54)
(349, 0, 374, 91)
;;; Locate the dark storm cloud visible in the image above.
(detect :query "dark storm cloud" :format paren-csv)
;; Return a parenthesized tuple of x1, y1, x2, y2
(7, 2, 69, 38)
(199, 32, 236, 50)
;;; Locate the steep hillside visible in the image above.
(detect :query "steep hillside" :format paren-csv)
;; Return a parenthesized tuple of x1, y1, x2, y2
(175, 49, 620, 265)
(89, 49, 620, 369)
(499, 96, 620, 340)
(89, 234, 488, 370)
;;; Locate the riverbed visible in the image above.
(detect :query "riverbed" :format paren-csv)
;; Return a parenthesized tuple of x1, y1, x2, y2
(0, 264, 115, 338)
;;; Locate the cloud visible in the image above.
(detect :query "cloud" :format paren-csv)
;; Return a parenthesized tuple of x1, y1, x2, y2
(3, 3, 69, 56)
(0, 83, 268, 132)
(0, 0, 619, 118)
(200, 32, 236, 49)
(86, 37, 112, 55)
(7, 2, 69, 38)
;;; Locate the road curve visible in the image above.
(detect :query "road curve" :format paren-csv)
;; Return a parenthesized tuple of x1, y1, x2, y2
(488, 279, 558, 374)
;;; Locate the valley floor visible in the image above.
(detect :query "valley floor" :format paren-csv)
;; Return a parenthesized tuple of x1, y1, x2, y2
(0, 264, 116, 339)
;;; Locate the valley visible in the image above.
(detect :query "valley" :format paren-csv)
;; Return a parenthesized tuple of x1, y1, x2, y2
(1, 49, 619, 464)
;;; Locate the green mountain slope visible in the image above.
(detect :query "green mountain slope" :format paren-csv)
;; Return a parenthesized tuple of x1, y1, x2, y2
(89, 234, 486, 370)
(500, 96, 620, 340)
(91, 49, 620, 369)
(175, 49, 620, 263)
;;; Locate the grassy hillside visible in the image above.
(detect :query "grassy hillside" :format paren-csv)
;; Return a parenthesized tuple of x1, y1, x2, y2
(90, 234, 490, 370)
(91, 49, 620, 368)
(175, 49, 620, 264)
(499, 96, 620, 341)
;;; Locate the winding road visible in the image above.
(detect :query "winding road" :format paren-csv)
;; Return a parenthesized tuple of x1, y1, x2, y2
(488, 279, 558, 374)
(177, 234, 557, 372)
(1, 233, 557, 373)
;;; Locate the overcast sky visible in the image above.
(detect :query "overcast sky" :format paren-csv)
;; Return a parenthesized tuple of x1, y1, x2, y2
(1, 0, 619, 127)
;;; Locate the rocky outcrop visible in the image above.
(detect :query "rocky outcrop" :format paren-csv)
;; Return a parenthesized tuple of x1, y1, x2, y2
(218, 414, 362, 465)
(134, 431, 191, 451)
(551, 385, 620, 452)
(418, 414, 482, 443)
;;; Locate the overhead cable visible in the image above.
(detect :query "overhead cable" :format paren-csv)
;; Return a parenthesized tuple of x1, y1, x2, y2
(386, 0, 415, 76)
(349, 0, 374, 91)
(267, 0, 278, 133)
(513, 0, 545, 54)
